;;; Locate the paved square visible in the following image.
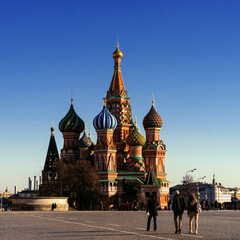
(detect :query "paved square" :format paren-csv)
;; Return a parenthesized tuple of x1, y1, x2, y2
(0, 210, 239, 239)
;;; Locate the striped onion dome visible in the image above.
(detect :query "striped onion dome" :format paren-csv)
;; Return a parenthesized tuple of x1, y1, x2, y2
(143, 101, 163, 129)
(78, 130, 93, 148)
(126, 126, 146, 147)
(93, 103, 117, 130)
(59, 99, 85, 133)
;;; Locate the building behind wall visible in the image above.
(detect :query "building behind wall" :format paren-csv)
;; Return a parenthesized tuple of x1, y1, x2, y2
(41, 44, 170, 208)
(170, 174, 232, 204)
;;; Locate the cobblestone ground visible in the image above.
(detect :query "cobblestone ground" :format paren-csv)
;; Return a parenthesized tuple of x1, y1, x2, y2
(0, 210, 239, 240)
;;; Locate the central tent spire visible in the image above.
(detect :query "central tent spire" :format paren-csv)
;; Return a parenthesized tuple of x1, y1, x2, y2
(107, 43, 128, 98)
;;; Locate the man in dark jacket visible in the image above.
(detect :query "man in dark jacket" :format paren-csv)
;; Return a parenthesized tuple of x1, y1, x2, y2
(146, 192, 158, 231)
(172, 190, 185, 234)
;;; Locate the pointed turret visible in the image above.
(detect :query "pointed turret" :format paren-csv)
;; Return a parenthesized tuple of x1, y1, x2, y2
(105, 44, 133, 170)
(42, 125, 60, 184)
(107, 43, 127, 98)
(144, 166, 160, 187)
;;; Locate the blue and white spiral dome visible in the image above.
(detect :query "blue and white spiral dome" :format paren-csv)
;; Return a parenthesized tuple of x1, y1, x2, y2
(93, 105, 117, 130)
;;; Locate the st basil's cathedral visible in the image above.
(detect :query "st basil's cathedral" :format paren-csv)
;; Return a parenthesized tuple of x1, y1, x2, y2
(42, 44, 170, 208)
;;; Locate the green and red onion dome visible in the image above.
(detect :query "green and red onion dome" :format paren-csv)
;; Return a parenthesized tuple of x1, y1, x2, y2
(78, 130, 93, 148)
(143, 102, 163, 129)
(59, 99, 85, 133)
(126, 126, 146, 147)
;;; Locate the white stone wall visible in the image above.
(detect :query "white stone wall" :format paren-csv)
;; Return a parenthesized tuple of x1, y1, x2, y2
(10, 197, 69, 211)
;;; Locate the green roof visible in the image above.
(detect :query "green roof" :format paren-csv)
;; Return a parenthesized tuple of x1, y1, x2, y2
(98, 179, 117, 182)
(118, 171, 145, 175)
(117, 175, 141, 181)
(142, 166, 160, 187)
(161, 180, 170, 183)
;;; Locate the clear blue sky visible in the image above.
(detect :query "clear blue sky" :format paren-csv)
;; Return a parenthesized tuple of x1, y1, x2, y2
(1, 0, 240, 193)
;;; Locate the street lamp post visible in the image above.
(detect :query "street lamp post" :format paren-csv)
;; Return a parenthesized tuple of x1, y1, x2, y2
(185, 168, 197, 184)
(185, 168, 196, 197)
(197, 176, 206, 182)
(196, 176, 206, 201)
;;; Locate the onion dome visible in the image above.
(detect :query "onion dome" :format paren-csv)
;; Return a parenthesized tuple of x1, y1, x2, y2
(93, 101, 117, 130)
(78, 130, 93, 148)
(59, 98, 85, 133)
(88, 133, 95, 146)
(143, 101, 163, 129)
(126, 126, 146, 147)
(51, 125, 54, 136)
(112, 43, 123, 59)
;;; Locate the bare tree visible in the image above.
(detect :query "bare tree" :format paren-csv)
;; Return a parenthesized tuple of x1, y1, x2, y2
(39, 160, 101, 210)
(182, 175, 194, 185)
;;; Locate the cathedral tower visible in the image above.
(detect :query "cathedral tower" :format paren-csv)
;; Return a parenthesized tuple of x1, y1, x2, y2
(42, 126, 59, 184)
(142, 100, 169, 208)
(142, 101, 166, 180)
(93, 100, 118, 197)
(106, 44, 133, 170)
(59, 98, 85, 163)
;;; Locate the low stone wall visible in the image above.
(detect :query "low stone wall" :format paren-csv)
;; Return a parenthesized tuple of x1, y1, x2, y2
(10, 197, 69, 211)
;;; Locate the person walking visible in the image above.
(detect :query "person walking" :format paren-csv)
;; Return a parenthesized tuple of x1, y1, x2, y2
(100, 200, 104, 210)
(206, 198, 210, 211)
(168, 199, 172, 211)
(188, 193, 201, 234)
(172, 190, 185, 234)
(146, 192, 158, 231)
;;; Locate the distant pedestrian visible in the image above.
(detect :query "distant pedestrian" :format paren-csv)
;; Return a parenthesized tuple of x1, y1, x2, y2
(51, 203, 57, 211)
(146, 192, 158, 231)
(234, 201, 237, 211)
(168, 199, 172, 211)
(201, 199, 205, 211)
(125, 201, 129, 211)
(206, 199, 210, 211)
(219, 202, 222, 210)
(172, 190, 186, 234)
(9, 200, 12, 211)
(188, 193, 201, 234)
(130, 201, 134, 210)
(100, 201, 103, 210)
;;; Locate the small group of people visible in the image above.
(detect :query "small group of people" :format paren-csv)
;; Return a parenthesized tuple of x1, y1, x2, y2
(172, 190, 201, 234)
(201, 198, 210, 211)
(146, 190, 201, 234)
(125, 200, 138, 211)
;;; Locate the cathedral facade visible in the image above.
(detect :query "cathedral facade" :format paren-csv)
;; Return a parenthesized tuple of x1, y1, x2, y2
(42, 44, 169, 208)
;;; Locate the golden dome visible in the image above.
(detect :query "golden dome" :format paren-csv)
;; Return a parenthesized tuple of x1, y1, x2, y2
(112, 43, 123, 59)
